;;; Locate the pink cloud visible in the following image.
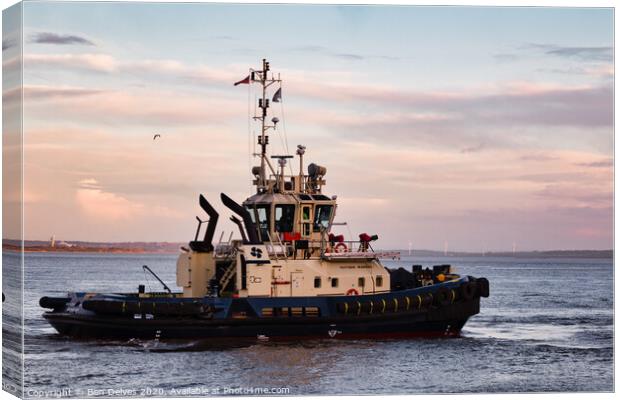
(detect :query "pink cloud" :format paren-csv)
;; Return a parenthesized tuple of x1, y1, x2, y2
(23, 86, 242, 126)
(75, 178, 182, 221)
(24, 53, 118, 72)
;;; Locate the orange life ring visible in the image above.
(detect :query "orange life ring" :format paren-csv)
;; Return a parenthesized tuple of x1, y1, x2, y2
(334, 242, 348, 253)
(346, 288, 359, 296)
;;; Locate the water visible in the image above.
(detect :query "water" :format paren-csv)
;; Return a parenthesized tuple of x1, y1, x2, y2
(3, 252, 613, 396)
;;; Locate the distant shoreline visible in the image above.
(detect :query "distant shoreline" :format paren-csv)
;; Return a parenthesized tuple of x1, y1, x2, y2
(1, 240, 613, 258)
(2, 240, 183, 254)
(2, 244, 180, 254)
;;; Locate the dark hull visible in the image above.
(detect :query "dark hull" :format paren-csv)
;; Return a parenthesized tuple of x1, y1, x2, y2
(44, 296, 480, 340)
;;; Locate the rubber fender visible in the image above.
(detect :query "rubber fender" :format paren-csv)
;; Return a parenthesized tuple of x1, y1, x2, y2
(477, 278, 490, 298)
(348, 301, 360, 315)
(460, 282, 476, 301)
(360, 301, 372, 314)
(414, 295, 422, 309)
(421, 293, 433, 308)
(434, 287, 451, 307)
(39, 296, 70, 310)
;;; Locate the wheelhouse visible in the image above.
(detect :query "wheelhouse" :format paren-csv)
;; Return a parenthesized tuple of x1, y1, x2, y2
(243, 193, 337, 252)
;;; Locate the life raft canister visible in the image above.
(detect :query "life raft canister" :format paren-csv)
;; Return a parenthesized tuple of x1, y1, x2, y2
(346, 288, 359, 296)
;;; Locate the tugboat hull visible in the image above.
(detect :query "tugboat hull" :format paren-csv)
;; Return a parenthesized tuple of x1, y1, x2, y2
(42, 278, 486, 340)
(45, 300, 477, 340)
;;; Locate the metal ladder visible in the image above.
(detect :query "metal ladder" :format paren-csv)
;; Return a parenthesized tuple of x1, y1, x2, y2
(218, 247, 238, 291)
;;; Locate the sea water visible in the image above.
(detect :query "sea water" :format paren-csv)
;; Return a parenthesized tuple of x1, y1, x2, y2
(2, 252, 613, 396)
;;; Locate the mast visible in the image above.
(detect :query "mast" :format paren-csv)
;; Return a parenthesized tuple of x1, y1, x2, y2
(252, 58, 281, 193)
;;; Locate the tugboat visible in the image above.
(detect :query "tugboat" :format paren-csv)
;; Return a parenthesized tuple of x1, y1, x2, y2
(40, 60, 489, 340)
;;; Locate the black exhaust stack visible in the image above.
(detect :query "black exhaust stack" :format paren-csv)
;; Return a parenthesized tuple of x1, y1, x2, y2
(220, 193, 260, 244)
(230, 215, 248, 243)
(199, 194, 219, 246)
(189, 194, 219, 252)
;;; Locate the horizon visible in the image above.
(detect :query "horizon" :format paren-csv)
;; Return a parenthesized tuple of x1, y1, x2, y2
(4, 237, 613, 254)
(2, 4, 613, 251)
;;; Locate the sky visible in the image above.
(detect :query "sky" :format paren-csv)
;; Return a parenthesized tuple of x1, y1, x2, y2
(2, 3, 614, 251)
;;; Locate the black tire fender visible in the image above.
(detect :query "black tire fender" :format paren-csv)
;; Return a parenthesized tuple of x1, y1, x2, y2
(434, 287, 451, 307)
(477, 278, 490, 298)
(460, 282, 476, 301)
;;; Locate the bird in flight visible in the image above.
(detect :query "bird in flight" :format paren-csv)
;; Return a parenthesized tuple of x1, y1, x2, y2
(153, 134, 161, 141)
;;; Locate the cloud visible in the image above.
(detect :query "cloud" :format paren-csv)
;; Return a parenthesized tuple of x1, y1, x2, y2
(289, 78, 612, 128)
(526, 43, 613, 62)
(26, 51, 611, 133)
(76, 178, 181, 220)
(78, 178, 101, 189)
(301, 81, 613, 145)
(460, 143, 485, 154)
(283, 81, 612, 154)
(333, 52, 365, 61)
(535, 184, 611, 206)
(24, 87, 241, 127)
(212, 35, 238, 41)
(3, 85, 106, 106)
(77, 178, 145, 220)
(537, 64, 614, 80)
(519, 154, 557, 162)
(421, 205, 612, 249)
(289, 44, 399, 61)
(515, 172, 590, 184)
(546, 46, 612, 61)
(575, 159, 613, 168)
(30, 32, 95, 46)
(24, 85, 104, 98)
(24, 53, 118, 72)
(19, 52, 612, 153)
(20, 53, 239, 86)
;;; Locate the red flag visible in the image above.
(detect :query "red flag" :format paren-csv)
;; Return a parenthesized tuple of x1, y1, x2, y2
(234, 75, 250, 86)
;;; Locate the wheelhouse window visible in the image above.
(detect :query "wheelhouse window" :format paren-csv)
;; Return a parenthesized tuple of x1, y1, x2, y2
(376, 275, 383, 287)
(301, 205, 312, 237)
(358, 277, 365, 287)
(314, 277, 321, 288)
(274, 204, 295, 233)
(313, 204, 333, 232)
(302, 205, 311, 221)
(331, 278, 339, 288)
(246, 204, 270, 241)
(246, 206, 255, 223)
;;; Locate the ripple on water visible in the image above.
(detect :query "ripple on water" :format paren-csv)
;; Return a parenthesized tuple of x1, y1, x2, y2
(11, 253, 614, 395)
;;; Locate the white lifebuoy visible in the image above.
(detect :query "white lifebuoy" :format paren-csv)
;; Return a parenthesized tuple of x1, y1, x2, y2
(334, 242, 348, 253)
